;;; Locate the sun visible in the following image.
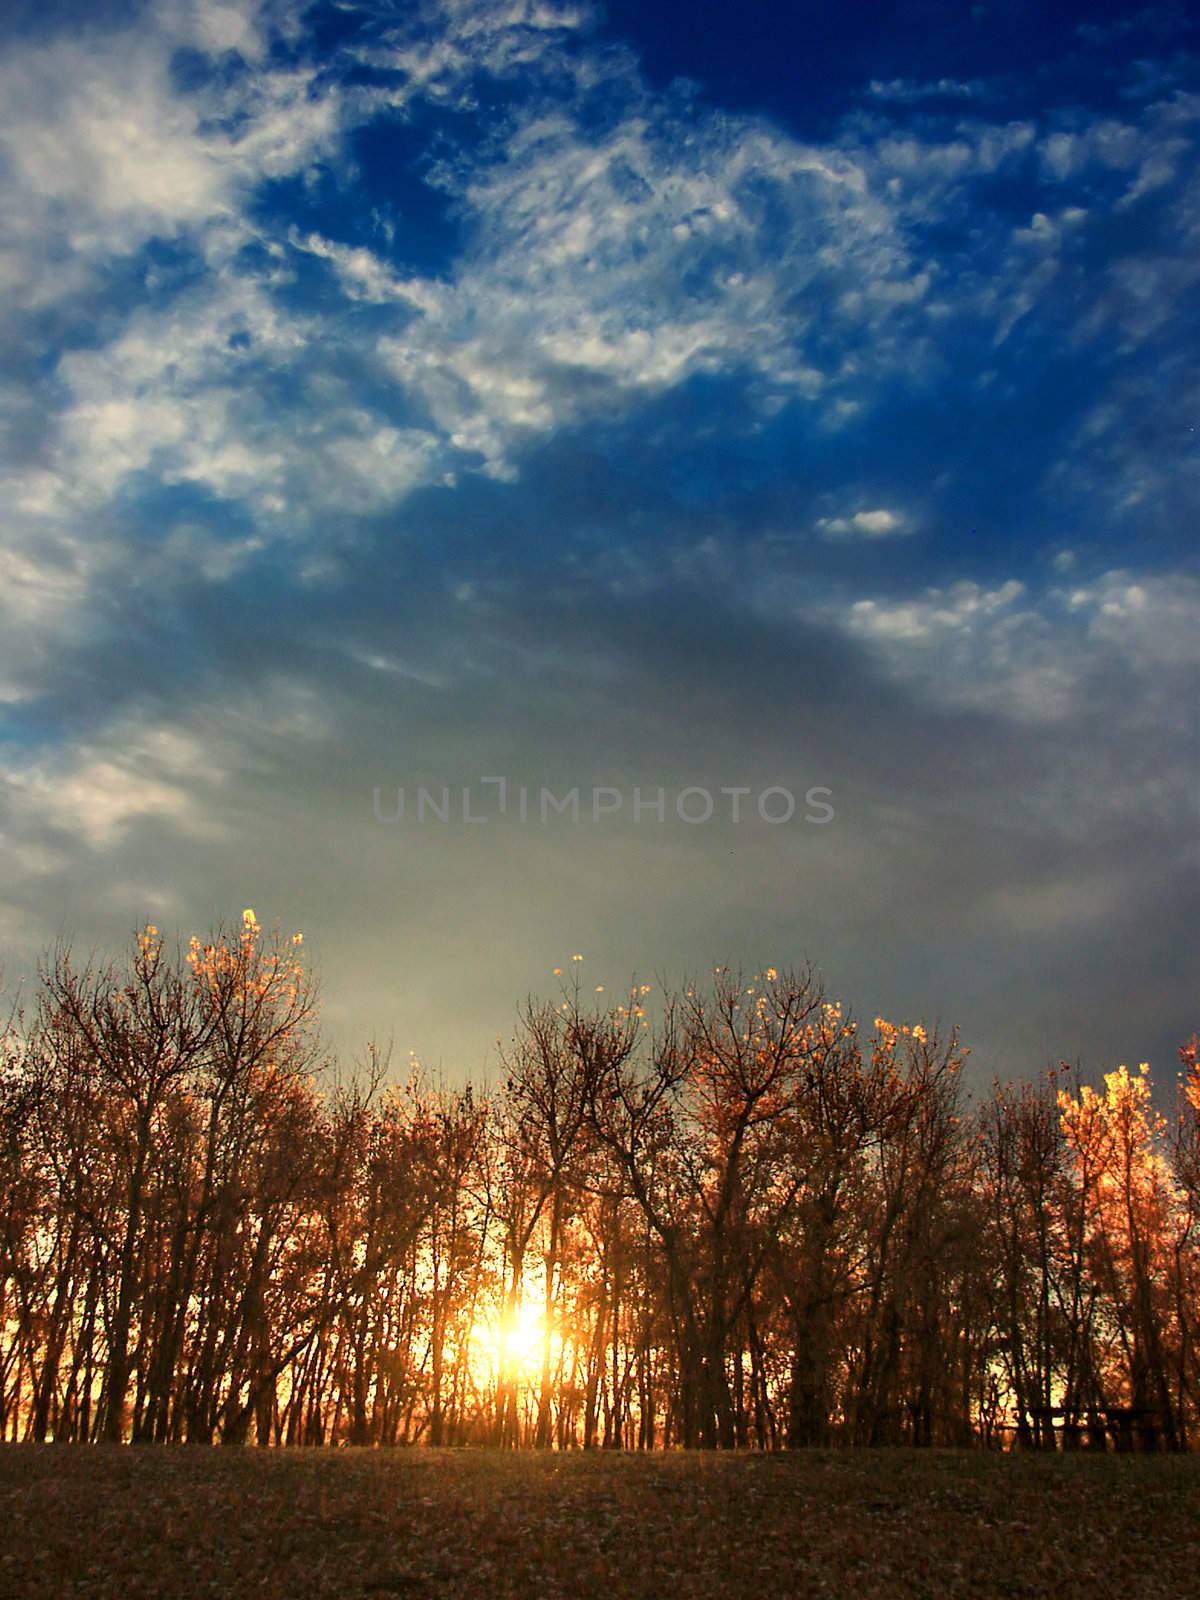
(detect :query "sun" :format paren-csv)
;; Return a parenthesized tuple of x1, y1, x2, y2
(500, 1299, 546, 1375)
(477, 1298, 547, 1382)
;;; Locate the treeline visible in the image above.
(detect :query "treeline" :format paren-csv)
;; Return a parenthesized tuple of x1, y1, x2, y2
(2, 914, 1199, 1450)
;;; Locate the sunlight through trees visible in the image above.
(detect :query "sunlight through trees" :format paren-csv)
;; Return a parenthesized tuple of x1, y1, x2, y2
(2, 922, 1198, 1450)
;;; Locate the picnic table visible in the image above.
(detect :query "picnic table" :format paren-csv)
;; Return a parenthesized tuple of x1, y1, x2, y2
(1025, 1403, 1163, 1451)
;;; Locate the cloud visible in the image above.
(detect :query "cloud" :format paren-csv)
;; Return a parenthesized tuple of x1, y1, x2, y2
(4, 535, 1197, 1082)
(866, 77, 980, 103)
(806, 564, 1200, 740)
(3, 723, 223, 852)
(6, 0, 1196, 586)
(0, 0, 343, 321)
(817, 508, 911, 541)
(825, 578, 1087, 721)
(1064, 571, 1200, 674)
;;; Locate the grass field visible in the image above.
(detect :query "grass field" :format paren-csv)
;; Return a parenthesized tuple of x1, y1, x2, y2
(2, 1445, 1198, 1599)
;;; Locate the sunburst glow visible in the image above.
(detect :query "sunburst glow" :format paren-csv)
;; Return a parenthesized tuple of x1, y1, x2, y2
(476, 1298, 551, 1383)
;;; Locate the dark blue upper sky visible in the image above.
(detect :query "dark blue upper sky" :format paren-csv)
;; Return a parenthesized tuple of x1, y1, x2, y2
(1, 0, 1197, 1083)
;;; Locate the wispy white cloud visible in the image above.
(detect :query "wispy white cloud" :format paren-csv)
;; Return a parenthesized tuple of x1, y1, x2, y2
(810, 567, 1200, 729)
(5, 0, 1196, 584)
(0, 1, 343, 318)
(867, 77, 980, 103)
(2, 723, 224, 852)
(817, 508, 911, 541)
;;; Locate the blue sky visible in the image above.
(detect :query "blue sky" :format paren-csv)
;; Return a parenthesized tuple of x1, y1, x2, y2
(1, 0, 1198, 1082)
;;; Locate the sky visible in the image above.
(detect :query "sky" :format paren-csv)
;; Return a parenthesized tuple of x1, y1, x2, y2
(1, 0, 1198, 1086)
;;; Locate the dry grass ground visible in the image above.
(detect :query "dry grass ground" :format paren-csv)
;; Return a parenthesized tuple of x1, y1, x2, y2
(1, 1444, 1198, 1600)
